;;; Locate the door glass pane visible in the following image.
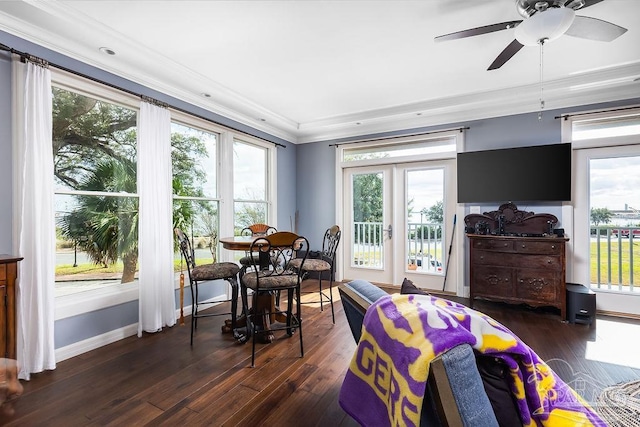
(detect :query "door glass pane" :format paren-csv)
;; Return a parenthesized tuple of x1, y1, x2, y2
(406, 169, 444, 274)
(351, 172, 383, 268)
(589, 156, 640, 292)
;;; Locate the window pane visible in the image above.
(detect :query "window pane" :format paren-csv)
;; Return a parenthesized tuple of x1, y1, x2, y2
(173, 199, 219, 264)
(53, 87, 137, 192)
(234, 201, 268, 233)
(53, 86, 139, 296)
(406, 169, 444, 274)
(343, 137, 456, 162)
(171, 122, 218, 198)
(55, 194, 139, 297)
(573, 112, 640, 140)
(233, 140, 266, 200)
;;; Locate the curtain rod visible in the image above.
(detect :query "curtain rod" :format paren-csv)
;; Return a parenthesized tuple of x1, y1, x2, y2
(328, 126, 469, 147)
(555, 105, 640, 121)
(0, 43, 286, 149)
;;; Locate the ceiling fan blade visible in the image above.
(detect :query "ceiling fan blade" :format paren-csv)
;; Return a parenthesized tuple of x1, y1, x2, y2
(435, 20, 522, 42)
(577, 0, 605, 9)
(487, 39, 524, 70)
(565, 15, 628, 41)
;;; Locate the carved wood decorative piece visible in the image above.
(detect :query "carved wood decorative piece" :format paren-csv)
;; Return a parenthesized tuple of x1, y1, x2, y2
(464, 202, 558, 236)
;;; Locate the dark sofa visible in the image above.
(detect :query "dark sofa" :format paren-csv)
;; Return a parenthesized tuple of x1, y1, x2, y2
(339, 279, 521, 427)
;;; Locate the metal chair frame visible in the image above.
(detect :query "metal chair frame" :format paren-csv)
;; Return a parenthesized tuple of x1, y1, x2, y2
(241, 231, 309, 367)
(175, 228, 240, 345)
(297, 225, 341, 324)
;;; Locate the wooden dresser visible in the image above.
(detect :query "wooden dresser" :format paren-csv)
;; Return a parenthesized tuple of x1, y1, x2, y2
(465, 203, 568, 320)
(467, 235, 568, 319)
(1, 255, 22, 359)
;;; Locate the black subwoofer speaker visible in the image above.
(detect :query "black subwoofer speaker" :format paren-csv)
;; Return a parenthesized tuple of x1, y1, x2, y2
(566, 283, 596, 325)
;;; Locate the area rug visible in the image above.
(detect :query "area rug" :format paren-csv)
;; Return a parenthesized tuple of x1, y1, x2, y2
(596, 379, 640, 427)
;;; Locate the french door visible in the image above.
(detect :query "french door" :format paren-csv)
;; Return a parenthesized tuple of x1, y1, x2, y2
(342, 160, 458, 291)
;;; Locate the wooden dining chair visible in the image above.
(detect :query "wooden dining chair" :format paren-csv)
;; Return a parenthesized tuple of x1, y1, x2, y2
(240, 231, 309, 367)
(175, 228, 241, 345)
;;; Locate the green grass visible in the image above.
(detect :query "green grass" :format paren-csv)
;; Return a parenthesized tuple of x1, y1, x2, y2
(55, 258, 214, 277)
(590, 240, 640, 287)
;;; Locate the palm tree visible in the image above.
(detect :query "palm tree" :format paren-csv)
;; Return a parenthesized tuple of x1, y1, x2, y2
(59, 159, 139, 283)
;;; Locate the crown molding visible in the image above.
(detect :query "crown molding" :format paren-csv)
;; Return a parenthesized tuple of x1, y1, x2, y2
(1, 1, 638, 145)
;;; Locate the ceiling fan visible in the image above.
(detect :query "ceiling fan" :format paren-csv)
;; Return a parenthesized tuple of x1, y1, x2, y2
(435, 0, 628, 70)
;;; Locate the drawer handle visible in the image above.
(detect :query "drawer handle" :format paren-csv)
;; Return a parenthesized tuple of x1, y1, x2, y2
(522, 244, 526, 248)
(547, 259, 552, 264)
(551, 245, 556, 249)
(480, 256, 484, 260)
(504, 243, 508, 247)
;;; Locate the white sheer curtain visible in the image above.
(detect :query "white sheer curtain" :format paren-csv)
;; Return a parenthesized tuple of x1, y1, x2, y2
(137, 101, 176, 336)
(12, 56, 56, 380)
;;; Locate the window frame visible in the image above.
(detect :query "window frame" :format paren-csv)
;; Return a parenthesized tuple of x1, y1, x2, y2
(52, 71, 278, 320)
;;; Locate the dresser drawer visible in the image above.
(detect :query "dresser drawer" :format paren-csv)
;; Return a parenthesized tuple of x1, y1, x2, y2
(472, 239, 513, 252)
(515, 240, 563, 255)
(0, 264, 5, 281)
(473, 266, 514, 297)
(515, 269, 558, 303)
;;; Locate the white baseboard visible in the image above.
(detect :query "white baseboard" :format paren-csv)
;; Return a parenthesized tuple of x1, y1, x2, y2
(55, 323, 139, 362)
(54, 299, 230, 362)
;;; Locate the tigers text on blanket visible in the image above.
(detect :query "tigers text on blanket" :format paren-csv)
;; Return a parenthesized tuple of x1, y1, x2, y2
(338, 293, 605, 427)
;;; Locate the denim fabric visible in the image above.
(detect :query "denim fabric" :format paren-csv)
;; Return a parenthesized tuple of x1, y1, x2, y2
(442, 344, 500, 427)
(341, 280, 389, 342)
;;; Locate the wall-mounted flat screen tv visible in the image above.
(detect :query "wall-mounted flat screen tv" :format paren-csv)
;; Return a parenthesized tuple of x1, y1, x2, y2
(457, 143, 571, 203)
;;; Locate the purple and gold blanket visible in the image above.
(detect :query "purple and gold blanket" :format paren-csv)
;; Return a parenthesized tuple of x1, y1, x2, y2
(339, 293, 605, 427)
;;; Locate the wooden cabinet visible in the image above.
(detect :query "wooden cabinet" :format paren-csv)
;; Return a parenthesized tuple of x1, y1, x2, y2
(1, 255, 22, 359)
(468, 235, 568, 319)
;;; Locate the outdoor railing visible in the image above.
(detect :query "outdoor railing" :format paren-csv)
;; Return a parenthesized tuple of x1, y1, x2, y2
(351, 221, 444, 273)
(591, 226, 639, 292)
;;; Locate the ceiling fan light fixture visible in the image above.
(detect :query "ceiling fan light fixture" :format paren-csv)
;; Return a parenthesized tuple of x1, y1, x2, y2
(515, 7, 576, 46)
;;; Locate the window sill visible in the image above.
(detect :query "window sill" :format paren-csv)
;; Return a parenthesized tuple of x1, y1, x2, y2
(55, 281, 139, 320)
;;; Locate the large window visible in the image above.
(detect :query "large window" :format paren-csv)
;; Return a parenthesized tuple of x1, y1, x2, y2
(51, 71, 277, 314)
(53, 86, 139, 297)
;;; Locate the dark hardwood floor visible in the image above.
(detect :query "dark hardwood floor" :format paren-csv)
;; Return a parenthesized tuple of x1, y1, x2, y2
(4, 281, 640, 426)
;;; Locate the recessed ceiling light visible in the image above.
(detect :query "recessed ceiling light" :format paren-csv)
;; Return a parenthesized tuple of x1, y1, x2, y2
(99, 47, 116, 56)
(201, 93, 211, 98)
(416, 112, 423, 116)
(356, 122, 362, 125)
(259, 118, 266, 122)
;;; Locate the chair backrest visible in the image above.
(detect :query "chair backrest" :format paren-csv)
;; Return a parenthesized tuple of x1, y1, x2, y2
(248, 231, 309, 279)
(321, 225, 341, 265)
(241, 223, 277, 237)
(174, 228, 196, 271)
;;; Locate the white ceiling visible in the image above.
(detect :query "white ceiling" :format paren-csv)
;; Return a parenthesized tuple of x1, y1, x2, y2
(1, 0, 639, 143)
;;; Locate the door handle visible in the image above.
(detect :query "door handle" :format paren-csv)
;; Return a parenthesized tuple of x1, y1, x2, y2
(384, 224, 392, 238)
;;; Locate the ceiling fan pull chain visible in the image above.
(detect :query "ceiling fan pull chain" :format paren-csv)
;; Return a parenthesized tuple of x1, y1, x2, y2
(539, 39, 544, 120)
